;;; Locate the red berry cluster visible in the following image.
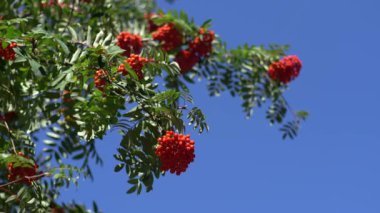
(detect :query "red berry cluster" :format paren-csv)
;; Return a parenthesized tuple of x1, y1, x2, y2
(7, 153, 39, 185)
(175, 28, 215, 73)
(175, 50, 200, 74)
(0, 41, 17, 61)
(268, 55, 302, 84)
(62, 90, 73, 103)
(94, 69, 108, 91)
(0, 111, 16, 122)
(152, 23, 183, 51)
(189, 28, 215, 57)
(116, 32, 143, 57)
(118, 54, 149, 80)
(155, 131, 195, 175)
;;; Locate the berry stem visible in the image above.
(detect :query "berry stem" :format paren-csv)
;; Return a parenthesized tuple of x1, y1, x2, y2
(3, 120, 17, 155)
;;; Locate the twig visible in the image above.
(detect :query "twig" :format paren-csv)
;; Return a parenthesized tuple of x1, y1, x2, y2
(3, 120, 17, 155)
(0, 173, 48, 189)
(64, 0, 76, 30)
(0, 187, 21, 202)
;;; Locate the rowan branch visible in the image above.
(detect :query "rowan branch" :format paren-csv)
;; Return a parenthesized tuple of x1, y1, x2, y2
(0, 172, 48, 189)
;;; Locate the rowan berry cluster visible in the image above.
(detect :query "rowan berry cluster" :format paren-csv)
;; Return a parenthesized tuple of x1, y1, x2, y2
(152, 23, 183, 51)
(62, 90, 72, 103)
(268, 55, 302, 84)
(0, 111, 16, 122)
(145, 12, 216, 73)
(175, 28, 215, 73)
(189, 28, 215, 57)
(7, 153, 39, 185)
(155, 131, 195, 175)
(174, 50, 199, 74)
(94, 69, 108, 91)
(116, 32, 143, 57)
(118, 54, 149, 80)
(0, 42, 17, 61)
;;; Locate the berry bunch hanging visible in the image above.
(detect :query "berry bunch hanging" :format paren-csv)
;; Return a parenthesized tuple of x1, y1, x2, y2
(174, 28, 215, 73)
(175, 50, 200, 73)
(0, 41, 17, 61)
(155, 131, 195, 175)
(7, 153, 39, 185)
(189, 28, 215, 57)
(118, 54, 149, 80)
(94, 69, 109, 91)
(152, 23, 183, 51)
(0, 111, 16, 122)
(116, 32, 143, 57)
(268, 55, 302, 84)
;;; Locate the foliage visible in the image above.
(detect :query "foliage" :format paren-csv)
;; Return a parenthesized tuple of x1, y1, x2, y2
(0, 0, 307, 211)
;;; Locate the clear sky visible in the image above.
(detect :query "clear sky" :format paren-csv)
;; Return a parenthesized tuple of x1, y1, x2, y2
(59, 0, 380, 212)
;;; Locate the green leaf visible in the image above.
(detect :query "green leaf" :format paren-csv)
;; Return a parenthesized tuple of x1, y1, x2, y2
(55, 38, 70, 55)
(127, 185, 137, 194)
(296, 111, 309, 120)
(5, 195, 17, 203)
(87, 27, 92, 46)
(27, 198, 36, 204)
(29, 59, 45, 75)
(47, 132, 60, 140)
(201, 19, 212, 29)
(152, 90, 180, 104)
(114, 164, 124, 172)
(68, 26, 78, 41)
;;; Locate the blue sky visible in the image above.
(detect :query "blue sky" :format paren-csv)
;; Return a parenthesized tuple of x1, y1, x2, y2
(59, 0, 380, 212)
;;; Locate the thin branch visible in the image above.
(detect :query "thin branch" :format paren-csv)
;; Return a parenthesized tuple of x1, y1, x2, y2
(0, 187, 21, 202)
(3, 120, 17, 154)
(0, 172, 48, 189)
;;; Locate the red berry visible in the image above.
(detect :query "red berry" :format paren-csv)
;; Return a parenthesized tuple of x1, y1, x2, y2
(119, 54, 149, 80)
(189, 28, 215, 57)
(155, 131, 195, 176)
(175, 50, 200, 73)
(268, 55, 302, 84)
(116, 32, 143, 57)
(152, 23, 183, 51)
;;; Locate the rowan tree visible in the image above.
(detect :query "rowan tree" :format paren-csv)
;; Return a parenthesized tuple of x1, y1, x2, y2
(0, 0, 307, 212)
